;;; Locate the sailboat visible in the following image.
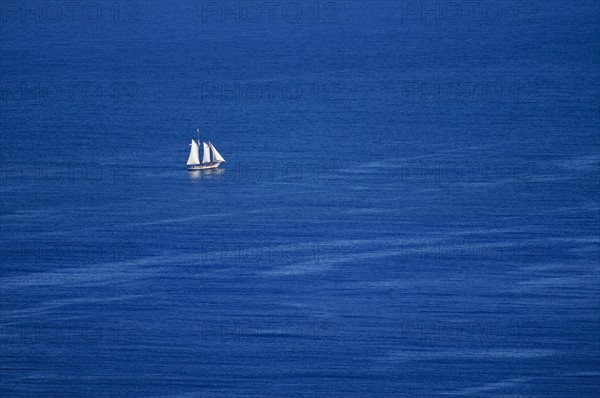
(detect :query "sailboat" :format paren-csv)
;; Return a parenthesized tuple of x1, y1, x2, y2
(187, 129, 226, 171)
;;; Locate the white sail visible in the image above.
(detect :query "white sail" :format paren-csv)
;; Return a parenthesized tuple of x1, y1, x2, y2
(209, 142, 226, 163)
(202, 142, 211, 164)
(186, 139, 200, 165)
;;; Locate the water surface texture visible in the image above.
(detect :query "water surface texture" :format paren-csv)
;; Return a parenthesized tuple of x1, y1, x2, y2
(1, 1, 599, 396)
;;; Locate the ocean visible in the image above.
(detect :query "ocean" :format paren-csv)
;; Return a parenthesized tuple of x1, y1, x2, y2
(1, 0, 599, 396)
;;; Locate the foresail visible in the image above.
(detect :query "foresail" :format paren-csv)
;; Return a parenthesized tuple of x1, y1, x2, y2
(202, 142, 211, 163)
(209, 143, 226, 163)
(187, 139, 200, 165)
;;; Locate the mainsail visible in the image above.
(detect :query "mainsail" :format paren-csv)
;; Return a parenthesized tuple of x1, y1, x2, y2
(209, 142, 226, 163)
(187, 139, 200, 165)
(202, 142, 211, 164)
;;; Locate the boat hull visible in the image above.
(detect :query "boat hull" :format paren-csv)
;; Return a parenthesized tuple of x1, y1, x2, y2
(187, 163, 222, 171)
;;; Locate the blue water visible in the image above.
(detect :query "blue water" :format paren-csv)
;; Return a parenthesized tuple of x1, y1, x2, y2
(1, 1, 599, 396)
